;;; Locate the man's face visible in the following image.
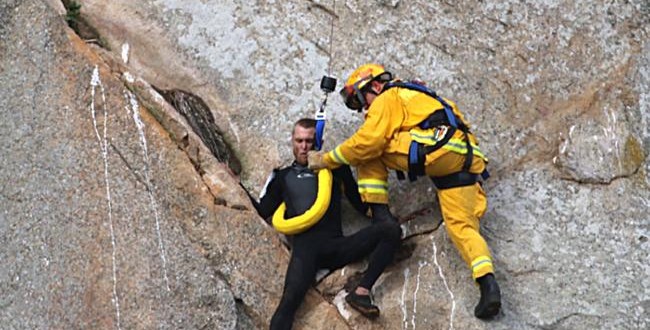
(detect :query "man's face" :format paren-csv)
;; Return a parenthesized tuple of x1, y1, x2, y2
(292, 125, 315, 165)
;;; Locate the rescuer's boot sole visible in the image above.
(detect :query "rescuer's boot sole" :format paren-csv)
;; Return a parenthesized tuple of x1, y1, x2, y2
(474, 273, 501, 319)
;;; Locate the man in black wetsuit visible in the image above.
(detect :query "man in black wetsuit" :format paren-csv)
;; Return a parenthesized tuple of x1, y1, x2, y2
(250, 118, 402, 329)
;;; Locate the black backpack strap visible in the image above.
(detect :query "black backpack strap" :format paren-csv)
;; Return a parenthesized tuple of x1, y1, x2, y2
(430, 172, 478, 190)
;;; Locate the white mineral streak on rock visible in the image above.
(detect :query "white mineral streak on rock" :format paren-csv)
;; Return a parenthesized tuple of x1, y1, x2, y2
(123, 71, 134, 84)
(121, 43, 130, 64)
(90, 65, 122, 330)
(411, 261, 427, 329)
(333, 290, 352, 320)
(432, 236, 456, 330)
(123, 90, 171, 291)
(603, 106, 622, 171)
(400, 267, 411, 330)
(400, 223, 409, 239)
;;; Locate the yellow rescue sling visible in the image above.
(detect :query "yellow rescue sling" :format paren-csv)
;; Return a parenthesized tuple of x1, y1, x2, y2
(272, 168, 333, 235)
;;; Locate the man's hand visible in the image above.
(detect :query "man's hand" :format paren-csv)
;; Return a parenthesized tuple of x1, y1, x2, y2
(307, 150, 327, 170)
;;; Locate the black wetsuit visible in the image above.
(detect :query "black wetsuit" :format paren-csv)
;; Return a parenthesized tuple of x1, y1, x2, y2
(251, 162, 401, 330)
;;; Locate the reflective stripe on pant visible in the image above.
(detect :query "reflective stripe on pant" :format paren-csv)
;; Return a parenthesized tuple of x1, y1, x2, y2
(358, 150, 494, 279)
(357, 158, 390, 204)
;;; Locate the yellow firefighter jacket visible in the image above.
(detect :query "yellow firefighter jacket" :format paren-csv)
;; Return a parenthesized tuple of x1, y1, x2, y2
(323, 86, 485, 169)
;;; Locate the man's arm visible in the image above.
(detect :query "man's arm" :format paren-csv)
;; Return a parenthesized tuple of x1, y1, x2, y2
(332, 165, 368, 216)
(248, 170, 284, 224)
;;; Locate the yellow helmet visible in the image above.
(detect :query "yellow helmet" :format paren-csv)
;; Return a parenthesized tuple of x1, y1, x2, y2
(339, 64, 393, 111)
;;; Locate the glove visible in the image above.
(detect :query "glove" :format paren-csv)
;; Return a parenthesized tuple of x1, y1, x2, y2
(307, 150, 327, 170)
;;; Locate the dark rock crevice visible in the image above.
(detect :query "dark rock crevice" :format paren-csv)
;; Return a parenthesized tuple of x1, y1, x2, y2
(153, 87, 242, 176)
(60, 0, 107, 49)
(234, 297, 259, 330)
(306, 0, 338, 17)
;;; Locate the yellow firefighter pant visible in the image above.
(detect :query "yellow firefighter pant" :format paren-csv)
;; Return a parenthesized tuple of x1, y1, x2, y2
(357, 151, 494, 280)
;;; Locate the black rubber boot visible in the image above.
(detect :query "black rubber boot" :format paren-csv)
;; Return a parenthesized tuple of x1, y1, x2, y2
(474, 273, 501, 319)
(345, 291, 380, 319)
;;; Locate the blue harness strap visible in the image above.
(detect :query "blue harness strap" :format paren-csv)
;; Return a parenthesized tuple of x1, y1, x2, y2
(314, 111, 326, 151)
(408, 141, 420, 181)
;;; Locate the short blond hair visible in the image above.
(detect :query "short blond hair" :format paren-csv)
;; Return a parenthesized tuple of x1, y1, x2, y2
(292, 118, 316, 135)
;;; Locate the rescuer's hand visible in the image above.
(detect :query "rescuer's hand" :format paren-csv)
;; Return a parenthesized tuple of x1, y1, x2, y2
(307, 151, 327, 170)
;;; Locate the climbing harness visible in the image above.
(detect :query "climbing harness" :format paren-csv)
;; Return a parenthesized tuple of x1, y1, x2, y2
(272, 0, 338, 235)
(383, 81, 490, 188)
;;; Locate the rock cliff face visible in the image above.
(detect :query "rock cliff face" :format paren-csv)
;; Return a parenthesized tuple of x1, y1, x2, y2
(1, 0, 648, 329)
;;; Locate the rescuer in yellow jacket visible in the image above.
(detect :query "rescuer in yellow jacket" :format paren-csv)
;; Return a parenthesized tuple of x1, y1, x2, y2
(308, 64, 501, 319)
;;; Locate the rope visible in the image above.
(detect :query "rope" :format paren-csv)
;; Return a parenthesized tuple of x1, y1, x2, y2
(315, 0, 337, 151)
(326, 0, 336, 76)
